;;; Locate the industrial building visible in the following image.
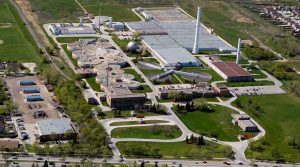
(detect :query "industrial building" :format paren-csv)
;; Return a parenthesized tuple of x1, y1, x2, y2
(210, 62, 253, 82)
(21, 87, 40, 94)
(19, 80, 36, 86)
(234, 114, 259, 132)
(126, 8, 235, 68)
(36, 119, 78, 142)
(104, 85, 146, 110)
(25, 95, 43, 102)
(48, 19, 96, 36)
(157, 83, 231, 100)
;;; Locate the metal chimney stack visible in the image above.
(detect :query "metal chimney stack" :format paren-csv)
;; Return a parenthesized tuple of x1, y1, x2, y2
(236, 38, 241, 64)
(192, 6, 201, 54)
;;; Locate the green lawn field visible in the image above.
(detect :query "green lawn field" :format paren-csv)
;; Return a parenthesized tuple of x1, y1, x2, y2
(111, 125, 182, 139)
(223, 80, 275, 87)
(0, 0, 40, 62)
(177, 104, 241, 141)
(235, 94, 300, 162)
(116, 141, 232, 160)
(86, 76, 101, 92)
(110, 120, 168, 126)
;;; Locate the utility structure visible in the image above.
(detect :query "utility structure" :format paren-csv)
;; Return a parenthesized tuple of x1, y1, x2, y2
(236, 38, 241, 64)
(192, 6, 201, 54)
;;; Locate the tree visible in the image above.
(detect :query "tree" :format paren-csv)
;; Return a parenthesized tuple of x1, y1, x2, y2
(185, 102, 191, 112)
(168, 91, 179, 101)
(198, 135, 205, 145)
(31, 163, 35, 167)
(235, 99, 242, 108)
(43, 160, 48, 167)
(140, 161, 145, 167)
(154, 162, 159, 167)
(186, 136, 189, 144)
(190, 134, 194, 144)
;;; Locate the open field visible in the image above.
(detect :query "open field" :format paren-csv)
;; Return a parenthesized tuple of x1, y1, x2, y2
(110, 120, 168, 126)
(111, 125, 182, 139)
(28, 0, 83, 24)
(235, 94, 300, 162)
(78, 0, 140, 22)
(177, 104, 241, 141)
(116, 141, 232, 159)
(0, 0, 40, 62)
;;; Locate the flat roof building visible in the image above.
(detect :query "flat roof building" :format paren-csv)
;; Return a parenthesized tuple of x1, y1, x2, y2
(105, 86, 146, 110)
(83, 89, 98, 105)
(36, 119, 78, 142)
(210, 62, 253, 82)
(21, 87, 40, 94)
(25, 95, 43, 102)
(233, 114, 259, 132)
(19, 80, 36, 86)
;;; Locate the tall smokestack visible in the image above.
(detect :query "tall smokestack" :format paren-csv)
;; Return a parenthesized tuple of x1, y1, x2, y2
(236, 38, 241, 64)
(192, 6, 201, 54)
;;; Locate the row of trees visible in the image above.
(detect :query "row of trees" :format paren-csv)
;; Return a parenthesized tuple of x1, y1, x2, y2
(167, 91, 192, 102)
(186, 134, 205, 145)
(243, 45, 277, 61)
(174, 102, 215, 114)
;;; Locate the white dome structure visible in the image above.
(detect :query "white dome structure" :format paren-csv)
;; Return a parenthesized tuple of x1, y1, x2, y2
(127, 41, 138, 52)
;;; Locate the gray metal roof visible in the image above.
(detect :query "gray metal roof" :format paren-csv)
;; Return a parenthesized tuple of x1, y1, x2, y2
(36, 119, 74, 135)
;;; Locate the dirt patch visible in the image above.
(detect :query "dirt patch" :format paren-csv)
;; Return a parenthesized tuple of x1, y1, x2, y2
(15, 0, 52, 47)
(0, 40, 3, 45)
(231, 10, 254, 24)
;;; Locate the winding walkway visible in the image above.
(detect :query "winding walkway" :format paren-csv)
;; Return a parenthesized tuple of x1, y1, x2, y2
(99, 96, 266, 163)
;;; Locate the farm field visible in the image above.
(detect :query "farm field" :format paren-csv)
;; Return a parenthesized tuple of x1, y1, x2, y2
(235, 94, 300, 162)
(177, 104, 241, 142)
(0, 0, 40, 62)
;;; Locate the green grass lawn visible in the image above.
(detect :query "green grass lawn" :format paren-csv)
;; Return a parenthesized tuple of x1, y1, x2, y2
(219, 55, 249, 64)
(123, 67, 144, 83)
(181, 67, 224, 82)
(193, 97, 219, 103)
(61, 44, 78, 67)
(56, 37, 95, 43)
(177, 104, 241, 141)
(101, 110, 162, 119)
(116, 141, 232, 160)
(0, 0, 40, 62)
(110, 120, 168, 126)
(131, 84, 152, 93)
(86, 77, 101, 92)
(235, 94, 300, 162)
(223, 80, 274, 87)
(248, 68, 268, 79)
(141, 58, 160, 64)
(28, 0, 83, 23)
(111, 125, 182, 139)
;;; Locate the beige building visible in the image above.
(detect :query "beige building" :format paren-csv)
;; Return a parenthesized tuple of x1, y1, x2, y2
(104, 86, 146, 110)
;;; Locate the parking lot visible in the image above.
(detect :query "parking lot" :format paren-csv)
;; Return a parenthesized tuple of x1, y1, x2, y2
(6, 76, 60, 123)
(230, 86, 286, 96)
(5, 76, 62, 144)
